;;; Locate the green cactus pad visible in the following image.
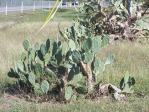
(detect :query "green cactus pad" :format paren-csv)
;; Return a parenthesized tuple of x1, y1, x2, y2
(34, 83, 41, 90)
(17, 60, 24, 72)
(28, 72, 35, 85)
(7, 68, 19, 78)
(55, 50, 63, 65)
(101, 35, 109, 47)
(23, 40, 29, 51)
(105, 54, 115, 65)
(20, 74, 27, 83)
(44, 53, 50, 66)
(46, 39, 50, 52)
(41, 80, 49, 94)
(52, 42, 58, 56)
(63, 63, 73, 69)
(83, 51, 94, 63)
(65, 86, 73, 100)
(76, 86, 87, 94)
(21, 52, 26, 62)
(72, 73, 83, 83)
(92, 58, 105, 75)
(38, 50, 44, 61)
(35, 63, 43, 75)
(68, 66, 80, 81)
(29, 48, 35, 61)
(45, 68, 57, 78)
(72, 50, 81, 63)
(40, 44, 47, 56)
(69, 40, 76, 51)
(82, 37, 92, 52)
(92, 36, 101, 53)
(120, 72, 136, 93)
(68, 67, 75, 81)
(62, 41, 68, 56)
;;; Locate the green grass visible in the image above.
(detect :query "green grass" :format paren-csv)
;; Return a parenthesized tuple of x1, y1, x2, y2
(0, 8, 83, 22)
(0, 8, 149, 112)
(0, 95, 149, 112)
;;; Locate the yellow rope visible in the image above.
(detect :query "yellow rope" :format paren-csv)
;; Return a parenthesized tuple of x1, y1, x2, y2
(43, 0, 59, 26)
(36, 0, 60, 34)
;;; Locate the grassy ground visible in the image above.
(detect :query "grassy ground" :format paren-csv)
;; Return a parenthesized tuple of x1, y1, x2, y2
(0, 8, 149, 112)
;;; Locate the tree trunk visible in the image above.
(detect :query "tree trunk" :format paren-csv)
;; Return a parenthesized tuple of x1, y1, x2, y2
(80, 61, 94, 93)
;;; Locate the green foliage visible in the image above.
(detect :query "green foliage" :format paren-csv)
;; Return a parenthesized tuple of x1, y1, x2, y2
(40, 44, 47, 56)
(120, 72, 136, 93)
(35, 63, 43, 75)
(72, 50, 81, 63)
(46, 39, 50, 52)
(82, 38, 92, 52)
(44, 54, 51, 66)
(76, 86, 87, 94)
(52, 42, 58, 55)
(23, 40, 29, 51)
(21, 52, 26, 62)
(83, 51, 94, 63)
(45, 68, 56, 78)
(41, 80, 49, 94)
(8, 38, 57, 95)
(8, 7, 114, 101)
(28, 72, 35, 86)
(92, 57, 105, 75)
(65, 86, 73, 101)
(69, 40, 76, 51)
(79, 0, 149, 41)
(101, 35, 110, 47)
(30, 48, 35, 61)
(105, 54, 115, 65)
(9, 0, 143, 102)
(91, 36, 101, 53)
(17, 60, 24, 72)
(72, 73, 83, 83)
(62, 41, 68, 56)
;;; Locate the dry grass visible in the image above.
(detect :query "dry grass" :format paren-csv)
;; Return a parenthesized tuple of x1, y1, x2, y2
(98, 42, 149, 94)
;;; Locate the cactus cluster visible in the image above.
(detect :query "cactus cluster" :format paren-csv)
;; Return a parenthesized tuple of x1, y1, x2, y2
(8, 39, 61, 95)
(7, 0, 138, 102)
(8, 17, 115, 102)
(8, 29, 114, 101)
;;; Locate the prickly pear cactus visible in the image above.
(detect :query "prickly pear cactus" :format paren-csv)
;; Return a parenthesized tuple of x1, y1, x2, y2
(8, 0, 118, 101)
(7, 38, 60, 95)
(59, 17, 115, 93)
(120, 72, 136, 93)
